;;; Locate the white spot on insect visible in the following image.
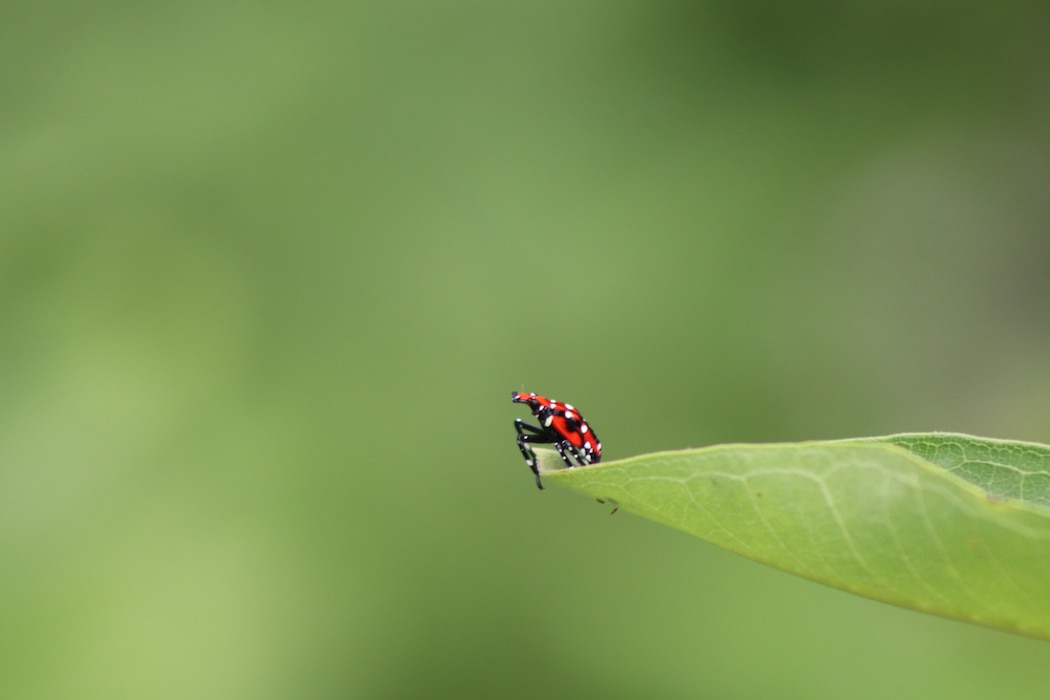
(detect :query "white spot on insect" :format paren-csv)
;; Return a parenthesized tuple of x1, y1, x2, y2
(565, 412, 577, 421)
(526, 459, 534, 466)
(580, 423, 588, 434)
(543, 415, 553, 427)
(565, 404, 575, 411)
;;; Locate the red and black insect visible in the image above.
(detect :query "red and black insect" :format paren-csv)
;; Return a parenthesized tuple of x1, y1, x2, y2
(511, 391, 602, 490)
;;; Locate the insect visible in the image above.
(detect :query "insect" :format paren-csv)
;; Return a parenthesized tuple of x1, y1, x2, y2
(511, 391, 602, 490)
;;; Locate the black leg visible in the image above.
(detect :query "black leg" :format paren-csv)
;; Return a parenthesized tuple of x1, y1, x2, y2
(516, 432, 551, 490)
(513, 420, 587, 490)
(514, 419, 546, 436)
(564, 442, 588, 466)
(552, 440, 577, 469)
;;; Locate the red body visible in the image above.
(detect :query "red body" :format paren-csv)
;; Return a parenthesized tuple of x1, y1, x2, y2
(511, 391, 602, 463)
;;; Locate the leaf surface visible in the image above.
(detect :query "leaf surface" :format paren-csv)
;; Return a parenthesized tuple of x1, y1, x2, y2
(541, 433, 1050, 640)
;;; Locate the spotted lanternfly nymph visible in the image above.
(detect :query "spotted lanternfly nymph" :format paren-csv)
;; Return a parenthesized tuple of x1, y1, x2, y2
(511, 391, 602, 490)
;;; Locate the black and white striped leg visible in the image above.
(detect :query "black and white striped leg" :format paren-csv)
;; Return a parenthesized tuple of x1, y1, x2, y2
(564, 442, 588, 466)
(553, 440, 579, 469)
(516, 432, 549, 490)
(514, 419, 553, 489)
(513, 419, 587, 489)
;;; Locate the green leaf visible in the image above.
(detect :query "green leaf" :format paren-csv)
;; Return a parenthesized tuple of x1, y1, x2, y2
(541, 433, 1050, 641)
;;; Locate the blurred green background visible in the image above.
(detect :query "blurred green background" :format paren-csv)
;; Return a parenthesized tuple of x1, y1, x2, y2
(3, 2, 1050, 698)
